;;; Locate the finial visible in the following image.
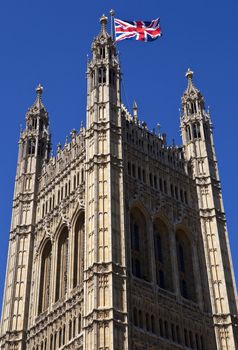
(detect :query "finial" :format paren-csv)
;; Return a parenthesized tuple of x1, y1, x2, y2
(100, 14, 108, 33)
(110, 9, 115, 17)
(157, 123, 161, 134)
(185, 68, 194, 80)
(71, 128, 76, 138)
(80, 121, 84, 131)
(133, 100, 138, 110)
(65, 136, 68, 145)
(57, 142, 61, 153)
(133, 100, 138, 124)
(36, 84, 43, 96)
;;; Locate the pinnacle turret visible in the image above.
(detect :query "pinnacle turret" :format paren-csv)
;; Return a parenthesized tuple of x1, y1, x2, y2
(181, 69, 205, 119)
(91, 14, 115, 56)
(25, 84, 49, 131)
(28, 84, 47, 114)
(183, 68, 201, 97)
(100, 14, 108, 37)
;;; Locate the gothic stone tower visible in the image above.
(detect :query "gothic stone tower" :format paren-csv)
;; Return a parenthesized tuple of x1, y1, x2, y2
(0, 85, 50, 349)
(180, 69, 238, 349)
(1, 15, 237, 350)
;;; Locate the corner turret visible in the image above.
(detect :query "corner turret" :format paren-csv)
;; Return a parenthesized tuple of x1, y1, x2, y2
(180, 69, 238, 349)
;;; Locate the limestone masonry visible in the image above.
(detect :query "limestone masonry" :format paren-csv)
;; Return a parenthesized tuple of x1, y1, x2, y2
(1, 15, 238, 350)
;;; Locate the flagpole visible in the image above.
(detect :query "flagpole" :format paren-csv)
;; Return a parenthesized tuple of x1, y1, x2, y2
(110, 9, 115, 41)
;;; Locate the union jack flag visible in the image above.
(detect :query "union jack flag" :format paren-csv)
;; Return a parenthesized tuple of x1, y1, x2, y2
(114, 18, 162, 42)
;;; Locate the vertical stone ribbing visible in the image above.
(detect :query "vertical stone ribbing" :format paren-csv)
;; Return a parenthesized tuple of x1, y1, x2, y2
(0, 86, 50, 350)
(83, 15, 128, 350)
(180, 69, 238, 349)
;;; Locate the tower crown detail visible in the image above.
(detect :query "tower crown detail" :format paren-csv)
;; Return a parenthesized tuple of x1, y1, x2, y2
(100, 14, 108, 36)
(25, 84, 49, 131)
(181, 69, 205, 119)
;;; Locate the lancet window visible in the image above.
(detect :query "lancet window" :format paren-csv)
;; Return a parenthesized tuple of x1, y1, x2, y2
(38, 240, 52, 314)
(193, 122, 201, 139)
(98, 67, 107, 84)
(176, 230, 196, 301)
(186, 125, 191, 141)
(153, 219, 173, 291)
(28, 138, 36, 156)
(55, 226, 69, 301)
(73, 213, 85, 288)
(130, 207, 150, 281)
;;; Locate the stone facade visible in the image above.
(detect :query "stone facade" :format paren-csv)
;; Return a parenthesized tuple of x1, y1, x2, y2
(1, 15, 238, 350)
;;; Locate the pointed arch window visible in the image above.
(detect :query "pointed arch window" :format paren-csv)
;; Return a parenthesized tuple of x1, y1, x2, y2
(130, 208, 150, 281)
(73, 213, 85, 288)
(203, 122, 209, 140)
(100, 46, 106, 59)
(153, 220, 173, 291)
(109, 69, 116, 86)
(191, 102, 197, 114)
(28, 138, 36, 156)
(55, 227, 69, 301)
(98, 67, 107, 84)
(32, 117, 37, 129)
(186, 125, 191, 141)
(38, 240, 52, 314)
(193, 123, 201, 139)
(176, 230, 196, 301)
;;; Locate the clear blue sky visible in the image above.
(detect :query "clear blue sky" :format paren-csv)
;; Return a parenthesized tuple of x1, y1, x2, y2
(0, 0, 238, 313)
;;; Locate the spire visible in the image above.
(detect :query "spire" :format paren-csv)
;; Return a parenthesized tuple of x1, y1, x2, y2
(25, 84, 49, 133)
(184, 68, 200, 95)
(32, 83, 45, 110)
(181, 68, 205, 118)
(92, 13, 112, 50)
(26, 84, 48, 121)
(100, 14, 108, 36)
(133, 101, 138, 123)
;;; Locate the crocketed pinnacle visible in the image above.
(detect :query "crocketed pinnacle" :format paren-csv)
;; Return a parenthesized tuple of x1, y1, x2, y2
(32, 83, 45, 110)
(100, 14, 108, 36)
(184, 68, 200, 95)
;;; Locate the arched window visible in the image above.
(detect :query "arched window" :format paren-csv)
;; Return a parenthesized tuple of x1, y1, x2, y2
(32, 117, 37, 129)
(176, 230, 196, 301)
(100, 47, 106, 59)
(78, 314, 82, 334)
(186, 125, 191, 141)
(193, 123, 201, 139)
(98, 67, 106, 84)
(63, 325, 66, 345)
(73, 213, 85, 288)
(54, 332, 57, 350)
(130, 207, 150, 281)
(50, 334, 53, 350)
(28, 138, 36, 156)
(38, 240, 52, 314)
(109, 68, 116, 86)
(59, 328, 62, 348)
(153, 220, 173, 291)
(69, 320, 72, 340)
(55, 227, 69, 301)
(73, 317, 76, 337)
